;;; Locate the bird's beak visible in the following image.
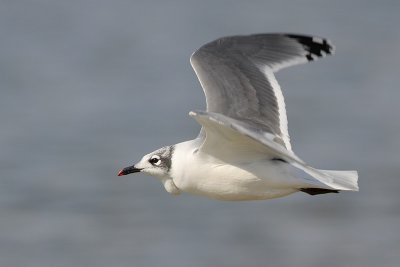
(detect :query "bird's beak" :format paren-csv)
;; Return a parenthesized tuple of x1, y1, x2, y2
(117, 165, 142, 176)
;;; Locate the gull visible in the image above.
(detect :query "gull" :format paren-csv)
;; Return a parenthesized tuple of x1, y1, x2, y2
(118, 33, 359, 201)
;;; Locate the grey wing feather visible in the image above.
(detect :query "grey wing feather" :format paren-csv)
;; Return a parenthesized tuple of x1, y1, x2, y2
(190, 33, 334, 150)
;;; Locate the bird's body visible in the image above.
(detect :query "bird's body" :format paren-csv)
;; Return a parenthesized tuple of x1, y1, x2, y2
(118, 33, 359, 201)
(170, 140, 299, 200)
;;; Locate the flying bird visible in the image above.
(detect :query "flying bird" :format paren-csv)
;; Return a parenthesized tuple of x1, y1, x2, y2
(118, 33, 359, 201)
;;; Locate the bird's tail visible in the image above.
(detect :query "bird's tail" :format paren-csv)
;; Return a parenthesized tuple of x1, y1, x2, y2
(292, 163, 359, 192)
(314, 169, 359, 191)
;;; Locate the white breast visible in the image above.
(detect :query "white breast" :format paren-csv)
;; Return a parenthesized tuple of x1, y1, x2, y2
(170, 140, 297, 201)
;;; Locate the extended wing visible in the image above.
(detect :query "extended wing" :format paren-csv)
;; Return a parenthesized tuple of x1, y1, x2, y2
(190, 33, 334, 150)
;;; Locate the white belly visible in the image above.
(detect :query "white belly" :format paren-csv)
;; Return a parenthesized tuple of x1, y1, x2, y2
(169, 140, 309, 201)
(173, 159, 299, 201)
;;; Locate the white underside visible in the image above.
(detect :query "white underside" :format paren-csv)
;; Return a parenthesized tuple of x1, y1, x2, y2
(167, 140, 356, 201)
(172, 152, 298, 201)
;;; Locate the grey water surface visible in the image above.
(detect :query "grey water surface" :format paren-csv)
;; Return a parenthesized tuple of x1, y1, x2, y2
(1, 1, 399, 266)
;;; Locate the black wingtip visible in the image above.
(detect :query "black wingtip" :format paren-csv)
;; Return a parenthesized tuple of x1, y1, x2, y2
(286, 34, 334, 61)
(300, 188, 340, 195)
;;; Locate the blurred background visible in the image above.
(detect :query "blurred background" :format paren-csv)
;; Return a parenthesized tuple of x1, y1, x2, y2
(1, 0, 399, 266)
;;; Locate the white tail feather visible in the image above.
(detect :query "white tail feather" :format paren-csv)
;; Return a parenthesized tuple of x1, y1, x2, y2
(292, 163, 359, 191)
(303, 167, 359, 191)
(315, 169, 359, 191)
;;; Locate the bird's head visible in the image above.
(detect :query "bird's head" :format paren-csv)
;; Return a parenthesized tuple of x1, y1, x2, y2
(117, 145, 180, 194)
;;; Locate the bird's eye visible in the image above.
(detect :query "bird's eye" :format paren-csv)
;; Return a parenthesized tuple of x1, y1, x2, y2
(149, 155, 161, 165)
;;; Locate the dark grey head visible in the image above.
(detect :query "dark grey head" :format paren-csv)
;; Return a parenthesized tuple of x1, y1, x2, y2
(118, 146, 174, 178)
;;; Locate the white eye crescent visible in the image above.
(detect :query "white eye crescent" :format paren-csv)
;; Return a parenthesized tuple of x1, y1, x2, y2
(149, 155, 161, 166)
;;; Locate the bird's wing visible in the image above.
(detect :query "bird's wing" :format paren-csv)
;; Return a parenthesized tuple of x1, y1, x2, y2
(189, 110, 304, 163)
(190, 111, 358, 191)
(190, 33, 334, 150)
